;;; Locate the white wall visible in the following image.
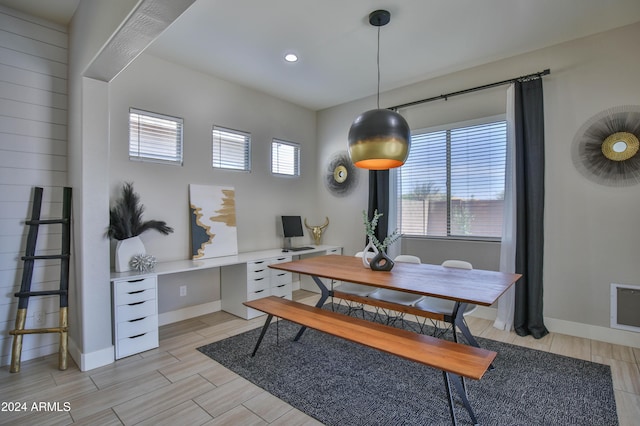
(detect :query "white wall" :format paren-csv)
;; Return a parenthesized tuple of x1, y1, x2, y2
(0, 6, 68, 366)
(108, 53, 321, 314)
(318, 22, 640, 346)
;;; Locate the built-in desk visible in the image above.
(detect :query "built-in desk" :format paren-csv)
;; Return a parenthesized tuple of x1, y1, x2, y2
(109, 245, 341, 358)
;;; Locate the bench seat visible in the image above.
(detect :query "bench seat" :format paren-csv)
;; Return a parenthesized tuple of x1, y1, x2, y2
(244, 296, 497, 425)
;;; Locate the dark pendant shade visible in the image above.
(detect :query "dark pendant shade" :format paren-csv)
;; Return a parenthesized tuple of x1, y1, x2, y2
(348, 109, 411, 170)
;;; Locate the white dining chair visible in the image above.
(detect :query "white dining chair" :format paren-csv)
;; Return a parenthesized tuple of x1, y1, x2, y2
(367, 254, 424, 326)
(332, 252, 377, 317)
(415, 259, 475, 337)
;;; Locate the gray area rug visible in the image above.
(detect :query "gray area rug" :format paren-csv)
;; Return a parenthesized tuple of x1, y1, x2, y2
(197, 305, 617, 425)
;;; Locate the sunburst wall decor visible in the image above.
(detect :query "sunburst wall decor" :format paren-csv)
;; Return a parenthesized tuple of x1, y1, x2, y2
(572, 105, 640, 186)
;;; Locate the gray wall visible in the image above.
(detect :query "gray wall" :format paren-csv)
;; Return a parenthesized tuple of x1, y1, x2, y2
(318, 22, 640, 346)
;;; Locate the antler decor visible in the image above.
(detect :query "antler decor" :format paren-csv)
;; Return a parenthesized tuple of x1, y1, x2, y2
(304, 217, 329, 245)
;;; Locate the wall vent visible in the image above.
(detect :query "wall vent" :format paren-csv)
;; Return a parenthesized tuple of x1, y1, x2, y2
(611, 283, 640, 332)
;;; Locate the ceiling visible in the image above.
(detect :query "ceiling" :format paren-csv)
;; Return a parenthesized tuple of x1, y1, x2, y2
(3, 0, 640, 110)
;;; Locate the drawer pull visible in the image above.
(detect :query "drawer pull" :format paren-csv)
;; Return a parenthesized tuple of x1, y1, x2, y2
(127, 279, 144, 283)
(254, 261, 265, 265)
(277, 284, 286, 288)
(128, 317, 146, 323)
(128, 301, 145, 306)
(255, 269, 265, 273)
(277, 273, 287, 277)
(255, 289, 265, 293)
(127, 289, 145, 295)
(276, 257, 286, 261)
(129, 333, 147, 339)
(254, 277, 265, 281)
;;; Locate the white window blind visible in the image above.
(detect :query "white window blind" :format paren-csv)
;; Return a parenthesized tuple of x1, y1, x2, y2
(129, 108, 183, 165)
(272, 139, 300, 176)
(212, 126, 251, 171)
(398, 119, 507, 239)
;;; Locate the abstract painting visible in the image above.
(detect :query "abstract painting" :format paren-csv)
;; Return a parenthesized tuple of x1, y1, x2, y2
(189, 184, 238, 259)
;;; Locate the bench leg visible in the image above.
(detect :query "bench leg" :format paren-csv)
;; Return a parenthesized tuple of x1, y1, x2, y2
(443, 371, 479, 426)
(294, 275, 330, 341)
(251, 314, 274, 357)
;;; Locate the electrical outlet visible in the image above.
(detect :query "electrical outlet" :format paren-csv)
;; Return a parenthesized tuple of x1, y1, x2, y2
(179, 285, 187, 297)
(34, 311, 45, 325)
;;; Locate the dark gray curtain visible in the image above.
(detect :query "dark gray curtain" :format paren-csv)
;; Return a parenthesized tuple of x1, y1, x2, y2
(368, 170, 389, 244)
(513, 79, 549, 339)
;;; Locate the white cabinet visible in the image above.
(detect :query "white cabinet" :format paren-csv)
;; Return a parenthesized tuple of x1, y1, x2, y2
(221, 255, 293, 319)
(112, 276, 159, 359)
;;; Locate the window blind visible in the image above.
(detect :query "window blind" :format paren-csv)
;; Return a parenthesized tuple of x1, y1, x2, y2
(129, 108, 183, 165)
(272, 139, 300, 176)
(212, 126, 251, 171)
(399, 120, 507, 239)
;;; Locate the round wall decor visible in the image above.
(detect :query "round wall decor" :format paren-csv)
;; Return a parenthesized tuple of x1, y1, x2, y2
(325, 151, 358, 196)
(572, 105, 640, 186)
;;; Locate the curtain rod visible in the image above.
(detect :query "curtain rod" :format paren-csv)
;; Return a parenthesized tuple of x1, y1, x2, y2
(389, 68, 550, 110)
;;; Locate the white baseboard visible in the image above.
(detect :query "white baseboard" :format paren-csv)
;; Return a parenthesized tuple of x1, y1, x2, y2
(473, 306, 640, 348)
(158, 301, 221, 326)
(67, 337, 115, 372)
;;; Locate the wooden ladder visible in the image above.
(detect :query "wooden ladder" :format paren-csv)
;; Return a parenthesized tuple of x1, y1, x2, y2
(9, 187, 72, 373)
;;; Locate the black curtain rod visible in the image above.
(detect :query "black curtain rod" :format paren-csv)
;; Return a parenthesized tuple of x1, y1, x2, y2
(389, 68, 550, 110)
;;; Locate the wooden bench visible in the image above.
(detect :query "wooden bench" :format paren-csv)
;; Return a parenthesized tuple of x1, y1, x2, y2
(244, 296, 496, 425)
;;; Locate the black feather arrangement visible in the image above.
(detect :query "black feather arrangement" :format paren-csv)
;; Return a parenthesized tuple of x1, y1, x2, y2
(107, 182, 174, 240)
(572, 105, 640, 186)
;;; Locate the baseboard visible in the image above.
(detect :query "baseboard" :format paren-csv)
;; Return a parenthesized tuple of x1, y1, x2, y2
(473, 306, 640, 348)
(158, 301, 221, 326)
(67, 337, 115, 372)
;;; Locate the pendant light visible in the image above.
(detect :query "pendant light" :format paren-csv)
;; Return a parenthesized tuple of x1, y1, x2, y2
(348, 10, 411, 170)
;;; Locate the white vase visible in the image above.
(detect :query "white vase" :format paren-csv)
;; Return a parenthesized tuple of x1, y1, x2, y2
(361, 237, 379, 268)
(115, 236, 146, 272)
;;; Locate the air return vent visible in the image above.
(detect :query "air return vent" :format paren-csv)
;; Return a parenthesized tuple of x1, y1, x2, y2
(611, 283, 640, 332)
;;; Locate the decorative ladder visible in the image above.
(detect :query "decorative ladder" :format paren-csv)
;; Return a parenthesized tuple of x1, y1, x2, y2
(9, 186, 72, 373)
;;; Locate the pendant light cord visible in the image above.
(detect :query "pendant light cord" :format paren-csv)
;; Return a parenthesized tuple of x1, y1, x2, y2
(376, 25, 381, 109)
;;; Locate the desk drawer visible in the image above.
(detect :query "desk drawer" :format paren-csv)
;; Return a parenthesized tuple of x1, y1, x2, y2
(247, 287, 270, 301)
(116, 330, 158, 359)
(270, 255, 292, 264)
(115, 287, 156, 306)
(247, 264, 270, 281)
(271, 282, 292, 298)
(114, 277, 156, 299)
(248, 275, 270, 292)
(271, 270, 292, 286)
(116, 299, 156, 322)
(117, 314, 158, 337)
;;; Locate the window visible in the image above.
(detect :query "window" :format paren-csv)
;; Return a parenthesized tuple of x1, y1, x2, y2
(398, 117, 507, 239)
(129, 108, 183, 165)
(212, 126, 251, 171)
(272, 139, 300, 176)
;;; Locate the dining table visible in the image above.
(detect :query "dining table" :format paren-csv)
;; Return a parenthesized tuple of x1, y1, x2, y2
(269, 254, 522, 348)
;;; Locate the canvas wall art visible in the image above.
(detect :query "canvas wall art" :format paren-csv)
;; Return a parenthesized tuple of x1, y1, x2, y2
(189, 184, 238, 259)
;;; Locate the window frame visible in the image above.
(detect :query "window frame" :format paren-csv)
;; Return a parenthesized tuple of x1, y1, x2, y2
(211, 125, 252, 172)
(128, 108, 184, 165)
(271, 138, 301, 177)
(396, 114, 507, 242)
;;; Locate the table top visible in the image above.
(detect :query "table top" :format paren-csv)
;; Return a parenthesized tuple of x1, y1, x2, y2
(269, 254, 521, 306)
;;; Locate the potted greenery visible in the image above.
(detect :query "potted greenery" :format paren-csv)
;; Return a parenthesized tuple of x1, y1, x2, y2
(362, 209, 401, 271)
(107, 182, 173, 272)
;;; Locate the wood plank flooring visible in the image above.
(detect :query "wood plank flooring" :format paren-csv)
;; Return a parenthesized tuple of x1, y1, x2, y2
(1, 290, 639, 425)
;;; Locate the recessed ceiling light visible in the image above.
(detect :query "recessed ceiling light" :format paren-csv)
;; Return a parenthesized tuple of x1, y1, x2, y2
(284, 53, 298, 63)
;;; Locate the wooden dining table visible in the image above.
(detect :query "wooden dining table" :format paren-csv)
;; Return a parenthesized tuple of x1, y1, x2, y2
(269, 254, 522, 348)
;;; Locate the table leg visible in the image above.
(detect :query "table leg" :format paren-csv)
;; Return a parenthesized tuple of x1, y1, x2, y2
(443, 371, 479, 426)
(250, 314, 274, 357)
(293, 275, 330, 341)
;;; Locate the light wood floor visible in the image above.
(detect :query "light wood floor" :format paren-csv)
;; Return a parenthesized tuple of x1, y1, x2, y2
(2, 290, 639, 425)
